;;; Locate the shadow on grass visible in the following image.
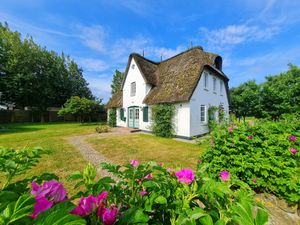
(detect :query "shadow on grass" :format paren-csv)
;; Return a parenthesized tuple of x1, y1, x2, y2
(0, 125, 45, 134)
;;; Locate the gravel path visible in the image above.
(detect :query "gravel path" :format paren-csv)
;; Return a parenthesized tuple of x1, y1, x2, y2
(67, 129, 131, 179)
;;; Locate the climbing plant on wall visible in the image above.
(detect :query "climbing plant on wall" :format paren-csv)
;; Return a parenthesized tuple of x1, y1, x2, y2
(151, 103, 175, 138)
(108, 108, 117, 127)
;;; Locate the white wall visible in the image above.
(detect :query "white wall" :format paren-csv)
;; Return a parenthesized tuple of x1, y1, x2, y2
(189, 69, 229, 136)
(173, 102, 190, 137)
(117, 58, 151, 130)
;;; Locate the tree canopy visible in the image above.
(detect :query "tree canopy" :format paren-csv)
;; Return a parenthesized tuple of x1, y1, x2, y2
(110, 70, 124, 95)
(230, 64, 300, 120)
(0, 22, 93, 112)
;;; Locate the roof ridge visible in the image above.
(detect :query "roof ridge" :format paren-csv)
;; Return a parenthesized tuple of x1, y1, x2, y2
(159, 46, 204, 63)
(131, 53, 159, 65)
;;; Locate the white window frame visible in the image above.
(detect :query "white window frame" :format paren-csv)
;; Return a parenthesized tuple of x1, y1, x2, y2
(200, 105, 206, 123)
(130, 82, 136, 96)
(213, 77, 217, 92)
(204, 72, 208, 89)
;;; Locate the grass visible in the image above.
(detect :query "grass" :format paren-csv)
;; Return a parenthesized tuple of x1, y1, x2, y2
(86, 133, 206, 169)
(0, 122, 99, 189)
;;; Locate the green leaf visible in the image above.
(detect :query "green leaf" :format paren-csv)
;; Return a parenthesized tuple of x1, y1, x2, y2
(34, 201, 85, 225)
(199, 215, 213, 225)
(255, 208, 268, 225)
(154, 196, 167, 205)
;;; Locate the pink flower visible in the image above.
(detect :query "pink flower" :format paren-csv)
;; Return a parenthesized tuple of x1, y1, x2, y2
(71, 191, 108, 217)
(197, 160, 201, 164)
(31, 180, 67, 218)
(31, 180, 67, 203)
(247, 135, 253, 139)
(144, 173, 153, 180)
(253, 179, 257, 183)
(98, 205, 118, 225)
(167, 168, 172, 173)
(228, 127, 234, 133)
(130, 160, 139, 167)
(289, 135, 296, 141)
(159, 162, 163, 167)
(175, 168, 195, 185)
(248, 121, 254, 126)
(220, 171, 230, 181)
(290, 148, 298, 154)
(31, 197, 53, 219)
(140, 190, 148, 196)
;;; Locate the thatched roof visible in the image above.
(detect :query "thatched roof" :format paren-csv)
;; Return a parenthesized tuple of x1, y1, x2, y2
(106, 46, 229, 108)
(106, 90, 122, 108)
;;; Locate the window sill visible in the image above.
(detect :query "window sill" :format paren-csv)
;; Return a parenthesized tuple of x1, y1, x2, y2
(204, 88, 209, 91)
(213, 91, 217, 94)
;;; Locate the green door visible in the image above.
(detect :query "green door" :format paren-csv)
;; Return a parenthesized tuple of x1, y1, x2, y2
(128, 107, 139, 128)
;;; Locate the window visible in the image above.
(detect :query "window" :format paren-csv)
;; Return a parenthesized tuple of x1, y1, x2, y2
(135, 108, 139, 119)
(131, 64, 135, 69)
(131, 82, 136, 96)
(200, 105, 206, 123)
(220, 80, 223, 95)
(143, 106, 149, 122)
(213, 77, 217, 92)
(204, 72, 208, 89)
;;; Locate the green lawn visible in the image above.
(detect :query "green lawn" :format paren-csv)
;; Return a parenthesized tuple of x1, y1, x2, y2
(0, 123, 98, 188)
(86, 133, 206, 169)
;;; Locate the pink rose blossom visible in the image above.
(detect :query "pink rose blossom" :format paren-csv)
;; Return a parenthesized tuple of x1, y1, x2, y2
(197, 160, 201, 164)
(99, 205, 118, 225)
(159, 162, 163, 167)
(220, 171, 230, 181)
(71, 191, 108, 217)
(289, 135, 296, 141)
(139, 190, 148, 196)
(31, 180, 67, 218)
(247, 135, 253, 139)
(130, 160, 139, 167)
(253, 179, 257, 183)
(290, 148, 298, 154)
(31, 197, 53, 219)
(228, 127, 234, 133)
(144, 173, 153, 180)
(175, 168, 195, 185)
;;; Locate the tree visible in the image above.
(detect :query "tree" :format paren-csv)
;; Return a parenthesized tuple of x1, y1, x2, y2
(230, 80, 261, 121)
(260, 64, 300, 119)
(0, 22, 94, 121)
(58, 96, 102, 123)
(110, 70, 124, 94)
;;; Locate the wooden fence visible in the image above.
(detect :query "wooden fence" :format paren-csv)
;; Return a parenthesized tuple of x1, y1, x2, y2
(0, 110, 107, 123)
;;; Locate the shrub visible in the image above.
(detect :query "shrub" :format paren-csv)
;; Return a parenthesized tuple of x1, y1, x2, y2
(108, 108, 117, 127)
(96, 125, 111, 133)
(201, 118, 300, 203)
(0, 154, 269, 224)
(151, 103, 175, 138)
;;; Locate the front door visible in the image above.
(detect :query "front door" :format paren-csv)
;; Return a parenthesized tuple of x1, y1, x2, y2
(128, 107, 139, 128)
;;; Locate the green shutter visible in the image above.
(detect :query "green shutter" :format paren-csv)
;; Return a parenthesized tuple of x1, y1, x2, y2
(143, 106, 148, 122)
(120, 108, 124, 121)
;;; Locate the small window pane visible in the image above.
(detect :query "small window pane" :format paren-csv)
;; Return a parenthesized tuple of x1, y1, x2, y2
(213, 77, 217, 91)
(200, 105, 206, 122)
(204, 73, 208, 89)
(220, 80, 223, 94)
(143, 106, 149, 122)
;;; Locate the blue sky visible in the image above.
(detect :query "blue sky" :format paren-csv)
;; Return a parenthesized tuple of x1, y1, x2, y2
(1, 0, 300, 102)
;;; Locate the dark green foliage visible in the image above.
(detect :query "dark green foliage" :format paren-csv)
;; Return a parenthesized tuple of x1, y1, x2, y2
(108, 108, 117, 127)
(151, 103, 175, 138)
(111, 70, 124, 95)
(260, 64, 300, 119)
(201, 117, 300, 203)
(58, 96, 102, 123)
(230, 80, 261, 120)
(208, 106, 218, 130)
(0, 22, 93, 114)
(230, 65, 300, 120)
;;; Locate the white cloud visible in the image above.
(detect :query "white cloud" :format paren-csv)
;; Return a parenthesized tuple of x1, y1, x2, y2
(85, 74, 113, 102)
(76, 58, 109, 72)
(77, 25, 107, 53)
(146, 45, 186, 60)
(200, 24, 279, 50)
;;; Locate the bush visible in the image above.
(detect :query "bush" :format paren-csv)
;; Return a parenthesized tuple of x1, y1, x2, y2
(96, 125, 111, 133)
(151, 103, 175, 138)
(0, 151, 269, 224)
(201, 117, 300, 203)
(108, 108, 117, 127)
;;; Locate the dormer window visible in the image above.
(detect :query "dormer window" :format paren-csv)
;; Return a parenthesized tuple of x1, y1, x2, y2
(214, 56, 222, 70)
(131, 64, 135, 69)
(131, 82, 136, 96)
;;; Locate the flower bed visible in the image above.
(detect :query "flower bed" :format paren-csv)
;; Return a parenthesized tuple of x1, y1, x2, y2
(0, 149, 269, 225)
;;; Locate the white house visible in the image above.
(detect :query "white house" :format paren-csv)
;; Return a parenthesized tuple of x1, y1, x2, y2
(106, 46, 230, 139)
